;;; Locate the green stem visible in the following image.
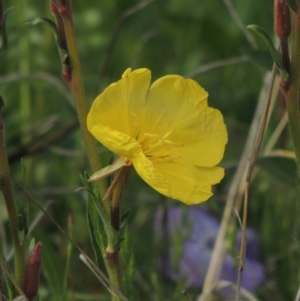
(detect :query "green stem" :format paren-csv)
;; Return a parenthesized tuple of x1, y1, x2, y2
(54, 2, 124, 299)
(105, 176, 123, 301)
(55, 0, 109, 212)
(235, 182, 249, 301)
(0, 98, 25, 287)
(285, 13, 300, 170)
(280, 36, 290, 75)
(105, 251, 121, 301)
(111, 172, 124, 232)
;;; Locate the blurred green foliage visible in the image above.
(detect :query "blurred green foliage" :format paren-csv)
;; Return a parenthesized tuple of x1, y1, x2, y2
(1, 0, 300, 301)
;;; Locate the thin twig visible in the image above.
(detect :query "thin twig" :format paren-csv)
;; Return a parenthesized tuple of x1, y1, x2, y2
(8, 120, 78, 163)
(5, 201, 54, 262)
(246, 64, 277, 180)
(235, 64, 276, 300)
(130, 29, 158, 68)
(222, 0, 257, 49)
(0, 259, 24, 298)
(184, 55, 248, 78)
(181, 290, 193, 301)
(261, 149, 295, 159)
(263, 112, 288, 154)
(199, 67, 278, 301)
(0, 72, 73, 106)
(198, 280, 260, 301)
(80, 255, 129, 301)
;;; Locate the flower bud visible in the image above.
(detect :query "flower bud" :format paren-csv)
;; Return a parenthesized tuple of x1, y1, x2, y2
(62, 65, 72, 85)
(274, 0, 291, 38)
(23, 243, 42, 301)
(53, 0, 70, 18)
(50, 1, 59, 17)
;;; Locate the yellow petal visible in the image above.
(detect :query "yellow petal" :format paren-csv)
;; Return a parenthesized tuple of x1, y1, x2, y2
(88, 124, 141, 159)
(154, 161, 224, 204)
(131, 152, 170, 196)
(168, 107, 227, 166)
(139, 75, 208, 139)
(138, 75, 227, 166)
(87, 68, 151, 138)
(132, 152, 224, 205)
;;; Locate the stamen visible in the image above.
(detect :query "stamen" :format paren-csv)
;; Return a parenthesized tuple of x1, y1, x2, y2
(143, 130, 183, 154)
(148, 154, 181, 163)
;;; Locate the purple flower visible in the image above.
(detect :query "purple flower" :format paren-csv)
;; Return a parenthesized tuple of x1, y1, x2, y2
(155, 206, 265, 293)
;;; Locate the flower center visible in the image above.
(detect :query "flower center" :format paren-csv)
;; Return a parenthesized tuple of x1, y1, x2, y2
(142, 130, 182, 162)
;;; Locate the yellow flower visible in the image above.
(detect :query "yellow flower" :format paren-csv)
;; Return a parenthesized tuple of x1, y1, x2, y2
(87, 68, 227, 205)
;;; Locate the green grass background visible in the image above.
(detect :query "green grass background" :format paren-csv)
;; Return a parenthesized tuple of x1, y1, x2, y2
(1, 0, 299, 300)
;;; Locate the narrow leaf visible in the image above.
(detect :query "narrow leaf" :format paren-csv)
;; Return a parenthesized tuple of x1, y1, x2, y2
(247, 25, 284, 72)
(120, 209, 130, 234)
(27, 17, 68, 64)
(81, 174, 124, 252)
(27, 17, 57, 35)
(243, 49, 273, 70)
(86, 197, 106, 257)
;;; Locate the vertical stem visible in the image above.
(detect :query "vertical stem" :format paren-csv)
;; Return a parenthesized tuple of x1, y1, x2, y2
(53, 0, 109, 212)
(105, 177, 123, 301)
(0, 99, 25, 287)
(235, 182, 249, 301)
(285, 13, 300, 170)
(53, 2, 125, 300)
(280, 37, 290, 74)
(106, 252, 121, 301)
(111, 182, 121, 232)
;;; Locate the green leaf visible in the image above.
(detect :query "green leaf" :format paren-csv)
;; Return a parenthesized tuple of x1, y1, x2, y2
(257, 156, 296, 186)
(80, 173, 106, 256)
(27, 17, 68, 66)
(86, 196, 106, 261)
(81, 174, 124, 253)
(120, 225, 136, 301)
(242, 49, 273, 70)
(247, 25, 288, 80)
(90, 191, 123, 251)
(17, 206, 28, 244)
(119, 209, 130, 235)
